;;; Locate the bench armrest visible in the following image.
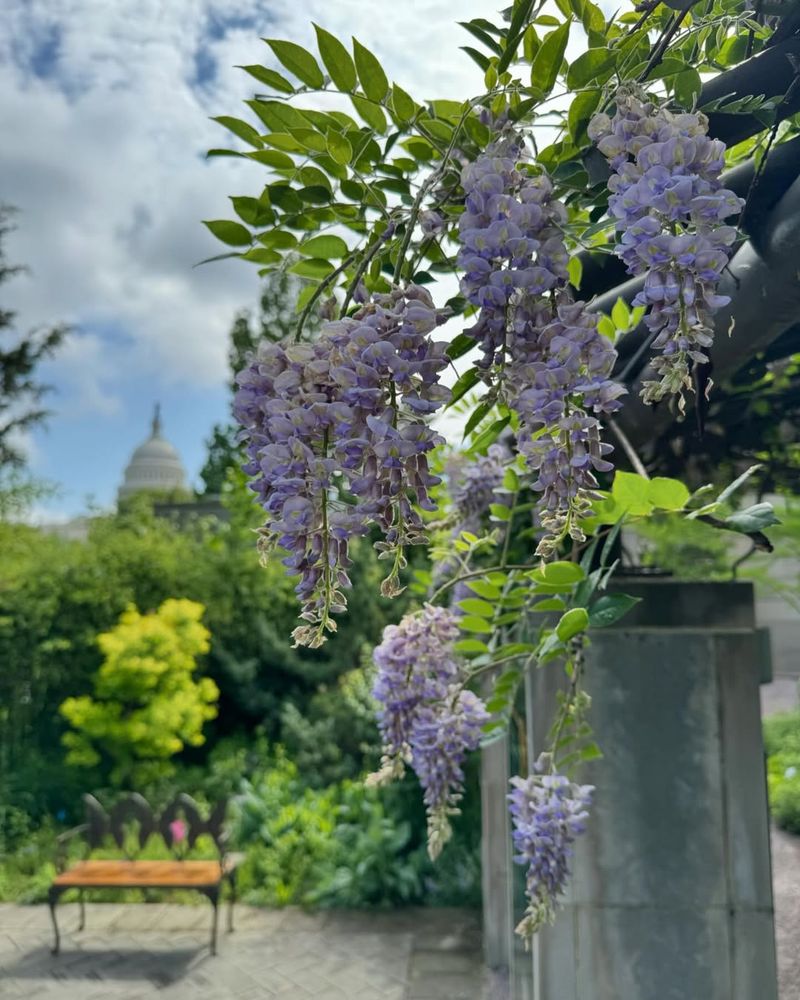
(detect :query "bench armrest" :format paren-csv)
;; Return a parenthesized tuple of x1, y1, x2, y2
(55, 824, 89, 873)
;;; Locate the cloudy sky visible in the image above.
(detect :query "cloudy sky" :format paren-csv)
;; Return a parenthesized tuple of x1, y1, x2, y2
(1, 0, 490, 518)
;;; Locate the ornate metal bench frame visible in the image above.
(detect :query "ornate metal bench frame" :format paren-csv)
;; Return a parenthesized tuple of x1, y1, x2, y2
(48, 792, 239, 956)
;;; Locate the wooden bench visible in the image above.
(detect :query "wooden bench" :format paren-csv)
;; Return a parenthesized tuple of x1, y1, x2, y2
(49, 792, 239, 956)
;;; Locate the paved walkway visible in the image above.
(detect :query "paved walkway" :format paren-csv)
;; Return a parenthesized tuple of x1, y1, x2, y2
(0, 904, 486, 999)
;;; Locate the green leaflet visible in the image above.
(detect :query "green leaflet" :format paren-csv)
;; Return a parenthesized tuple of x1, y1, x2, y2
(264, 39, 324, 88)
(313, 24, 357, 91)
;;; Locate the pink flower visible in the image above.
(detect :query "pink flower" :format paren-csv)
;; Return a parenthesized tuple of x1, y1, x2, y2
(169, 818, 187, 844)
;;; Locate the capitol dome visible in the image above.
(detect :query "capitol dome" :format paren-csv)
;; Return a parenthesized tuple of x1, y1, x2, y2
(117, 404, 189, 502)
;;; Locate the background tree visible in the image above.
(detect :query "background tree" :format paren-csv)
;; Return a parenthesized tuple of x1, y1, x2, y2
(0, 205, 65, 472)
(198, 270, 315, 494)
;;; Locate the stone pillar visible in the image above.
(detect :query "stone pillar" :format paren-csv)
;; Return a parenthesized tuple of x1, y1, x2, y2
(482, 579, 778, 1000)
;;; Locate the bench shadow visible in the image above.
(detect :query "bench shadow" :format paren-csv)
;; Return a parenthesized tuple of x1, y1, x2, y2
(5, 944, 206, 981)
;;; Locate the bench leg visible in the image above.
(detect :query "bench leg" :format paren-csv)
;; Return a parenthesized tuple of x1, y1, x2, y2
(226, 869, 236, 934)
(78, 890, 86, 932)
(48, 887, 63, 956)
(202, 887, 220, 956)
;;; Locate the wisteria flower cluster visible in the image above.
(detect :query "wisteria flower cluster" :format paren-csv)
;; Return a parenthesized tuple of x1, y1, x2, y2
(368, 604, 489, 858)
(449, 442, 509, 529)
(456, 129, 625, 553)
(589, 87, 743, 406)
(508, 756, 594, 939)
(234, 285, 451, 646)
(431, 443, 511, 610)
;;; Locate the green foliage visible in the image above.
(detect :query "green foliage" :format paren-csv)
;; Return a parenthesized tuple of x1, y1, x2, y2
(627, 514, 732, 580)
(747, 495, 800, 613)
(280, 660, 381, 786)
(233, 747, 482, 909)
(0, 205, 66, 471)
(0, 484, 407, 821)
(60, 599, 218, 787)
(764, 711, 800, 835)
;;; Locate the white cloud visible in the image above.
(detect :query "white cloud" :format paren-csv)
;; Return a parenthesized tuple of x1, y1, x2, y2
(0, 0, 490, 421)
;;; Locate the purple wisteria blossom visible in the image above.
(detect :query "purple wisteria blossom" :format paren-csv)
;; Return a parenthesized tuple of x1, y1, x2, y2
(508, 757, 594, 938)
(234, 286, 451, 646)
(368, 605, 488, 858)
(589, 87, 743, 406)
(430, 443, 511, 613)
(456, 128, 625, 554)
(410, 689, 489, 858)
(371, 604, 461, 761)
(449, 442, 510, 527)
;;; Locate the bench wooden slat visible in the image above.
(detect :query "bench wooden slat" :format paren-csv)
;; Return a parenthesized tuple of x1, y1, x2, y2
(53, 860, 223, 889)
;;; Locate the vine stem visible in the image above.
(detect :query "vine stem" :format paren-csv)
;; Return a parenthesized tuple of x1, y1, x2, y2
(293, 249, 361, 342)
(391, 100, 475, 285)
(638, 8, 691, 83)
(608, 417, 650, 480)
(547, 641, 584, 773)
(429, 563, 540, 603)
(738, 67, 800, 234)
(341, 223, 397, 315)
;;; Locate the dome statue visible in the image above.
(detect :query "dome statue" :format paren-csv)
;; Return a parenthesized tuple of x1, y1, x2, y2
(117, 404, 189, 502)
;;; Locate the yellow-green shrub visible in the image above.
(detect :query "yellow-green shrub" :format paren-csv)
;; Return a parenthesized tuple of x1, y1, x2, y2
(60, 598, 218, 786)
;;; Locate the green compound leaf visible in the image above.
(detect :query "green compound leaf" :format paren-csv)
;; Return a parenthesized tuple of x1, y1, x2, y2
(531, 597, 566, 612)
(588, 593, 640, 628)
(567, 256, 584, 290)
(529, 560, 586, 586)
(455, 638, 490, 655)
(612, 471, 653, 515)
(351, 94, 387, 133)
(238, 65, 294, 94)
(566, 46, 616, 89)
(458, 598, 495, 618)
(725, 503, 781, 534)
(211, 116, 263, 148)
(353, 38, 389, 102)
(648, 477, 690, 511)
(264, 39, 325, 88)
(326, 128, 352, 165)
(459, 615, 493, 634)
(531, 21, 570, 95)
(674, 66, 702, 108)
(288, 257, 335, 280)
(247, 149, 296, 169)
(467, 579, 503, 600)
(298, 234, 349, 258)
(556, 607, 590, 642)
(313, 24, 357, 91)
(203, 219, 252, 246)
(390, 84, 417, 123)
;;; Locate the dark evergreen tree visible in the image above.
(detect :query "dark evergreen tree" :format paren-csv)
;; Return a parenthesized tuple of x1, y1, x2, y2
(0, 205, 66, 470)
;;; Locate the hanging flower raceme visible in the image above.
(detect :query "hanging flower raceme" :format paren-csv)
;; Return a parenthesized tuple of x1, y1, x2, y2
(368, 605, 488, 858)
(234, 286, 451, 647)
(589, 87, 743, 406)
(410, 688, 489, 859)
(430, 443, 511, 612)
(508, 757, 594, 939)
(449, 442, 510, 529)
(456, 128, 625, 554)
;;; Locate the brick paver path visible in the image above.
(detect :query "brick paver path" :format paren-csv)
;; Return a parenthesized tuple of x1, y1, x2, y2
(0, 903, 487, 999)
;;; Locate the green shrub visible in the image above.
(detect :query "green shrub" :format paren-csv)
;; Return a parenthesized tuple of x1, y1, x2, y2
(231, 744, 482, 910)
(60, 598, 218, 787)
(764, 710, 800, 834)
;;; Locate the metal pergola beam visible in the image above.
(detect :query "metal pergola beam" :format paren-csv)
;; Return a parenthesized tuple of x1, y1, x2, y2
(577, 37, 800, 300)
